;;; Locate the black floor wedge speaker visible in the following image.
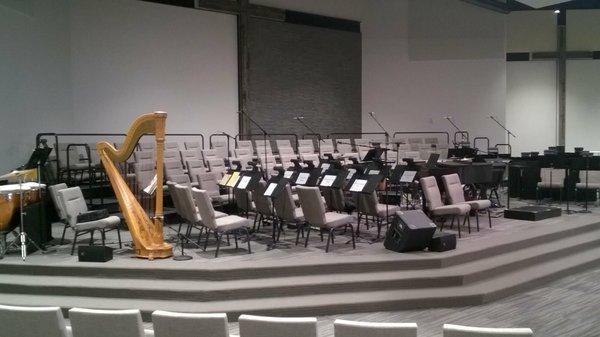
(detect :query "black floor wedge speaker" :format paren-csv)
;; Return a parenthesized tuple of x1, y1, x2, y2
(384, 210, 437, 252)
(78, 246, 113, 262)
(429, 232, 456, 252)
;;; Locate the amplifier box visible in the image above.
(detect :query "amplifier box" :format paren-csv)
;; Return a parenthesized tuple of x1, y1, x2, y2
(504, 206, 562, 221)
(78, 246, 113, 262)
(429, 232, 456, 252)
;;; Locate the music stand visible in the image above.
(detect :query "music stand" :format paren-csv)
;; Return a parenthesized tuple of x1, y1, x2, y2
(263, 177, 289, 250)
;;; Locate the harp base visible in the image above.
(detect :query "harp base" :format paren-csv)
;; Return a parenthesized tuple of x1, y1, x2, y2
(134, 245, 173, 260)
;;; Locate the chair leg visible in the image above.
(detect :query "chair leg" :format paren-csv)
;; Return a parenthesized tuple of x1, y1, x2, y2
(116, 227, 122, 248)
(475, 211, 480, 232)
(488, 209, 492, 228)
(325, 228, 333, 253)
(457, 217, 462, 238)
(203, 229, 211, 251)
(71, 230, 78, 255)
(450, 216, 455, 229)
(440, 216, 446, 232)
(234, 232, 239, 249)
(101, 230, 106, 246)
(89, 230, 95, 245)
(245, 228, 251, 254)
(349, 224, 356, 249)
(296, 224, 302, 245)
(60, 224, 69, 245)
(215, 233, 222, 258)
(304, 226, 312, 248)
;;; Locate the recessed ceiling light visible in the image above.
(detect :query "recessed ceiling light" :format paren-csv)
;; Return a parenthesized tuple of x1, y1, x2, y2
(554, 9, 561, 14)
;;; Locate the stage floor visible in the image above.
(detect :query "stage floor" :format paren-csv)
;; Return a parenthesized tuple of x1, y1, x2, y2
(1, 199, 600, 319)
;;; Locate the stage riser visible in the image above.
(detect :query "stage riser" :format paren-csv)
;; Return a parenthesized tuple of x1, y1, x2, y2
(0, 234, 597, 304)
(2, 222, 598, 282)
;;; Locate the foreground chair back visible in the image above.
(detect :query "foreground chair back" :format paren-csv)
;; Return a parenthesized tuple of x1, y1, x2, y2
(0, 304, 69, 337)
(238, 314, 317, 337)
(69, 308, 145, 337)
(334, 319, 417, 337)
(152, 310, 229, 337)
(443, 324, 533, 337)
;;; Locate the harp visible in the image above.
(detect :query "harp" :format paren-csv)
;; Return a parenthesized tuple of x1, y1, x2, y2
(96, 112, 173, 259)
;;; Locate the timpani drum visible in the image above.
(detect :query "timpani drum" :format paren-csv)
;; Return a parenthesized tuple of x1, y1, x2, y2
(0, 183, 43, 233)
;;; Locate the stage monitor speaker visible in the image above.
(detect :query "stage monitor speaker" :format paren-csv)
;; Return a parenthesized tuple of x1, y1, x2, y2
(78, 246, 113, 262)
(429, 232, 456, 252)
(384, 210, 436, 252)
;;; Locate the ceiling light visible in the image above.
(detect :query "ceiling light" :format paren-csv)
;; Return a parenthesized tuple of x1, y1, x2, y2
(554, 9, 561, 14)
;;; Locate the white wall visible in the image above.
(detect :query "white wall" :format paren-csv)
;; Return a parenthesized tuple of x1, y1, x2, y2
(0, 0, 72, 172)
(69, 0, 238, 137)
(252, 0, 507, 147)
(505, 10, 558, 154)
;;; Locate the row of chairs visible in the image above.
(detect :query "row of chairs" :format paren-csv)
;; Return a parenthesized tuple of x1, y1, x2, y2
(536, 168, 600, 203)
(420, 173, 492, 238)
(0, 304, 534, 337)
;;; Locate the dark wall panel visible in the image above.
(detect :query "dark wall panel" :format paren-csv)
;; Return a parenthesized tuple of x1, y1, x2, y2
(246, 18, 362, 137)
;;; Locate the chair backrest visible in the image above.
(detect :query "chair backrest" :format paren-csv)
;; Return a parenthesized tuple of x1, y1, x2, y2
(169, 174, 192, 187)
(164, 159, 185, 180)
(192, 188, 217, 229)
(174, 184, 199, 224)
(358, 191, 380, 216)
(211, 141, 229, 158)
(404, 151, 421, 160)
(237, 140, 254, 152)
(134, 161, 156, 190)
(335, 139, 353, 154)
(163, 150, 180, 163)
(167, 182, 183, 216)
(424, 137, 439, 144)
(238, 314, 317, 337)
(442, 173, 466, 204)
(254, 139, 272, 151)
(152, 311, 229, 337)
(301, 153, 320, 165)
(280, 155, 297, 168)
(443, 324, 533, 337)
(420, 176, 444, 210)
(180, 149, 200, 163)
(207, 158, 226, 176)
(139, 142, 155, 151)
(298, 139, 315, 151)
(254, 181, 274, 215)
(186, 159, 207, 183)
(164, 142, 179, 151)
(235, 148, 253, 158)
(134, 150, 154, 163)
(69, 308, 145, 337)
(274, 184, 297, 222)
(57, 187, 88, 226)
(579, 170, 600, 184)
(49, 183, 69, 220)
(296, 186, 326, 226)
(184, 141, 201, 150)
(540, 168, 566, 183)
(0, 304, 69, 337)
(275, 139, 293, 151)
(334, 319, 417, 337)
(197, 172, 220, 197)
(202, 149, 219, 161)
(278, 147, 296, 156)
(234, 188, 253, 211)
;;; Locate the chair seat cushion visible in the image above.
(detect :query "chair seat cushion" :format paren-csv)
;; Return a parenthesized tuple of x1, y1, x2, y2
(214, 211, 227, 218)
(576, 183, 600, 189)
(73, 215, 120, 231)
(537, 182, 564, 188)
(464, 199, 491, 210)
(214, 215, 251, 232)
(323, 212, 353, 228)
(376, 204, 401, 217)
(431, 204, 470, 216)
(212, 194, 233, 203)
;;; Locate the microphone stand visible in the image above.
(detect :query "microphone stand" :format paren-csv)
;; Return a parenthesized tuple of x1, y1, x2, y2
(294, 118, 324, 158)
(368, 113, 392, 242)
(239, 111, 269, 179)
(489, 116, 516, 146)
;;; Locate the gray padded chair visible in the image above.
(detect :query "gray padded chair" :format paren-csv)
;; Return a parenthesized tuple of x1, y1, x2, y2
(356, 191, 401, 238)
(172, 184, 227, 240)
(193, 188, 252, 257)
(420, 176, 471, 238)
(253, 181, 278, 235)
(0, 304, 69, 337)
(443, 173, 492, 231)
(48, 183, 70, 244)
(57, 187, 122, 254)
(238, 314, 317, 337)
(296, 186, 355, 252)
(577, 170, 600, 205)
(443, 324, 533, 337)
(334, 319, 417, 337)
(186, 159, 208, 186)
(69, 308, 147, 337)
(274, 183, 306, 245)
(536, 167, 566, 203)
(197, 172, 231, 204)
(152, 311, 230, 337)
(184, 141, 202, 151)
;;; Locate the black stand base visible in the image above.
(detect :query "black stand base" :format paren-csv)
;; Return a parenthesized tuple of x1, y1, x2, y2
(504, 206, 562, 221)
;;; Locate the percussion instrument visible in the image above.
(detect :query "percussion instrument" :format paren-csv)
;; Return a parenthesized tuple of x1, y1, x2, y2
(0, 183, 44, 233)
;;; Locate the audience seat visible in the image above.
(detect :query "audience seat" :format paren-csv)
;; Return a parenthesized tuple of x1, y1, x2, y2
(69, 308, 150, 337)
(152, 311, 231, 337)
(333, 319, 417, 337)
(0, 304, 70, 337)
(442, 324, 533, 337)
(238, 314, 317, 337)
